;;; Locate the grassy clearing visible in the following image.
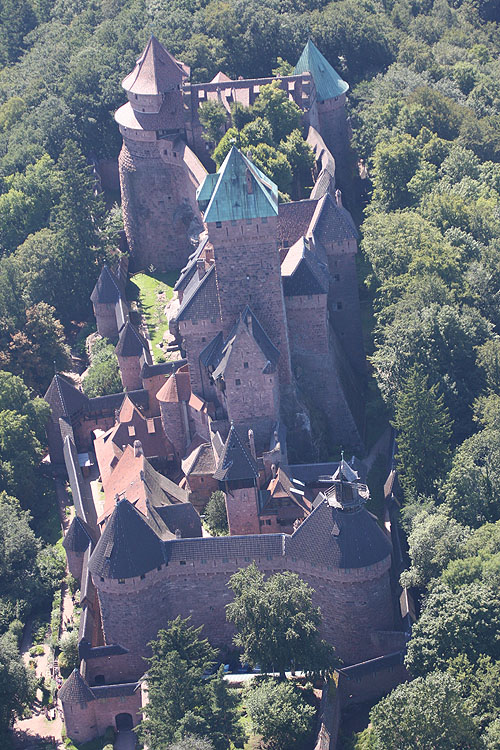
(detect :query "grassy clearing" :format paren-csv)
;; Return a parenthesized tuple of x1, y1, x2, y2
(128, 270, 179, 361)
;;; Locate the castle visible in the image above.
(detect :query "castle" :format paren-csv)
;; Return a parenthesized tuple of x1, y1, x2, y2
(46, 37, 406, 744)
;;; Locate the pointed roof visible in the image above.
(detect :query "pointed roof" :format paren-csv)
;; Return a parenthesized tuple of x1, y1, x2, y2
(333, 458, 360, 483)
(156, 366, 191, 403)
(308, 193, 358, 244)
(90, 264, 123, 305)
(197, 147, 278, 223)
(63, 516, 93, 554)
(201, 307, 279, 380)
(286, 496, 392, 569)
(89, 498, 166, 579)
(122, 36, 187, 96)
(115, 321, 149, 358)
(210, 71, 232, 83)
(213, 424, 259, 482)
(44, 373, 88, 419)
(281, 236, 329, 296)
(59, 669, 95, 704)
(175, 264, 220, 324)
(294, 40, 348, 102)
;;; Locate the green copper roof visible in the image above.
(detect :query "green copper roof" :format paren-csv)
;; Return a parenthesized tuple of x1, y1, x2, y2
(197, 147, 278, 223)
(294, 40, 349, 102)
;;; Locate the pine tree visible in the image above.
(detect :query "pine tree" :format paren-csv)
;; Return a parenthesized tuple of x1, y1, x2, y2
(393, 365, 452, 502)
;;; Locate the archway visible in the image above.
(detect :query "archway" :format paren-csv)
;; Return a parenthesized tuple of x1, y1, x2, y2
(115, 713, 133, 731)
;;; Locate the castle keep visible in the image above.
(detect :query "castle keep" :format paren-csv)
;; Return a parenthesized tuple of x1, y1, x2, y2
(46, 37, 406, 744)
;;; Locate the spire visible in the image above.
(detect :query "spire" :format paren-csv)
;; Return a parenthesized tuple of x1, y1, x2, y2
(294, 40, 349, 102)
(58, 669, 95, 704)
(88, 498, 166, 580)
(122, 35, 187, 96)
(115, 321, 148, 359)
(197, 146, 278, 223)
(91, 264, 123, 305)
(213, 423, 259, 482)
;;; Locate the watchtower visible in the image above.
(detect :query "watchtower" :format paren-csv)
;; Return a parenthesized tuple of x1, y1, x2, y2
(115, 36, 202, 272)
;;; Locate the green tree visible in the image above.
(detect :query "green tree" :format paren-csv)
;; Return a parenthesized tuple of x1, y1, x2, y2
(393, 366, 452, 502)
(400, 508, 469, 589)
(226, 563, 337, 678)
(204, 491, 228, 535)
(138, 617, 239, 750)
(244, 678, 315, 750)
(371, 133, 421, 209)
(83, 338, 122, 398)
(369, 672, 481, 750)
(168, 737, 214, 750)
(0, 631, 34, 739)
(251, 81, 302, 144)
(405, 582, 500, 677)
(199, 101, 227, 144)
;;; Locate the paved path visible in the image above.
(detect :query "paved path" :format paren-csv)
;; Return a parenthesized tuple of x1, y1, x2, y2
(115, 730, 137, 749)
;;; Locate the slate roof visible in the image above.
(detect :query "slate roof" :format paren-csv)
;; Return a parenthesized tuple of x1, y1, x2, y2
(84, 389, 149, 418)
(115, 321, 148, 358)
(277, 200, 318, 247)
(122, 36, 186, 95)
(174, 236, 209, 293)
(88, 498, 167, 579)
(285, 497, 392, 570)
(165, 533, 283, 561)
(45, 374, 88, 419)
(294, 40, 349, 102)
(91, 683, 139, 699)
(201, 307, 279, 379)
(155, 503, 203, 538)
(157, 366, 191, 403)
(198, 147, 278, 223)
(309, 193, 358, 244)
(141, 359, 187, 379)
(59, 670, 95, 704)
(90, 264, 123, 305)
(63, 516, 93, 554)
(213, 423, 259, 482)
(175, 264, 220, 323)
(281, 237, 329, 296)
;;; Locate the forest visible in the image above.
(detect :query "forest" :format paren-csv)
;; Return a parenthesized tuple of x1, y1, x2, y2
(0, 0, 500, 746)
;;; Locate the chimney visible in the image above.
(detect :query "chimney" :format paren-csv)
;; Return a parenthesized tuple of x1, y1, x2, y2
(134, 439, 143, 457)
(245, 310, 253, 334)
(175, 529, 182, 539)
(196, 258, 205, 280)
(248, 429, 256, 460)
(335, 189, 342, 207)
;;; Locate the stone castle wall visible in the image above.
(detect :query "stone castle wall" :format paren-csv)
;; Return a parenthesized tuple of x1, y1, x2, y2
(119, 139, 197, 273)
(225, 486, 261, 536)
(285, 293, 329, 356)
(93, 302, 119, 341)
(210, 217, 292, 383)
(93, 552, 393, 683)
(117, 354, 143, 391)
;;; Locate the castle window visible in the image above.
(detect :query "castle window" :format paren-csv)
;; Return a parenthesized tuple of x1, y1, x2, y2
(335, 302, 343, 310)
(262, 216, 267, 223)
(266, 519, 272, 526)
(235, 379, 241, 386)
(244, 362, 249, 368)
(100, 577, 104, 582)
(164, 149, 168, 155)
(140, 574, 145, 580)
(216, 221, 222, 228)
(200, 477, 204, 483)
(157, 565, 162, 571)
(333, 274, 340, 281)
(180, 560, 186, 565)
(118, 579, 125, 584)
(202, 337, 206, 342)
(173, 152, 177, 157)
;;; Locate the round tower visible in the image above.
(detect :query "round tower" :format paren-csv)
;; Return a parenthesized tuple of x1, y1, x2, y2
(115, 36, 201, 272)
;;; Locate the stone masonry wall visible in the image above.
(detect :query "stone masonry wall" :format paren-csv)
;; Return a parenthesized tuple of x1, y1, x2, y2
(93, 303, 119, 341)
(119, 139, 195, 273)
(285, 294, 329, 356)
(209, 217, 292, 384)
(117, 354, 143, 391)
(225, 486, 261, 536)
(94, 553, 393, 682)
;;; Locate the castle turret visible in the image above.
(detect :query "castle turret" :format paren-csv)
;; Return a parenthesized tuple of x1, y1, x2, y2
(295, 41, 350, 173)
(90, 264, 124, 341)
(115, 36, 205, 272)
(115, 321, 150, 391)
(213, 423, 261, 535)
(197, 147, 292, 384)
(59, 669, 97, 744)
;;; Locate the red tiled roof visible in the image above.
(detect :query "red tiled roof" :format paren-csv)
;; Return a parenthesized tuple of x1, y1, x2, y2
(277, 200, 318, 248)
(157, 365, 191, 403)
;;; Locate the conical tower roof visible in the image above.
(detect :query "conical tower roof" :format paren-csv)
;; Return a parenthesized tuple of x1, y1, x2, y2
(122, 35, 187, 96)
(63, 516, 93, 553)
(115, 321, 148, 358)
(213, 423, 259, 482)
(197, 147, 278, 223)
(88, 498, 166, 579)
(59, 669, 95, 704)
(294, 40, 348, 102)
(91, 264, 122, 305)
(44, 374, 88, 419)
